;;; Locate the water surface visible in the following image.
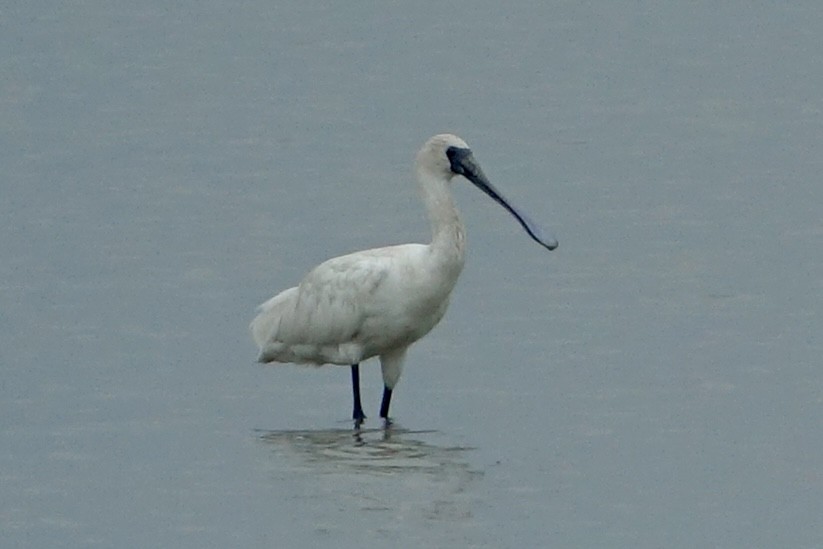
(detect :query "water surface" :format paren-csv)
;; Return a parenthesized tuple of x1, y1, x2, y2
(2, 2, 822, 547)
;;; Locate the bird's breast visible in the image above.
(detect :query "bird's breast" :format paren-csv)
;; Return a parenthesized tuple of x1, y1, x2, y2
(353, 257, 460, 355)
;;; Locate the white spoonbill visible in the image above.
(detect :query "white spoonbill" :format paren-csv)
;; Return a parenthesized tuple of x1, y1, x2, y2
(251, 134, 557, 425)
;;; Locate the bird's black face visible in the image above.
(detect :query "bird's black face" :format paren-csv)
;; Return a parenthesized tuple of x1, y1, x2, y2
(446, 146, 477, 179)
(445, 145, 559, 251)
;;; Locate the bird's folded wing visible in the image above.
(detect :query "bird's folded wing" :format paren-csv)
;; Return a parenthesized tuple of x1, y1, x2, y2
(259, 251, 392, 350)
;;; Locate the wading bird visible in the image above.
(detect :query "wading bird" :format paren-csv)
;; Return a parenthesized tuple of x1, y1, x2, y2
(251, 134, 557, 426)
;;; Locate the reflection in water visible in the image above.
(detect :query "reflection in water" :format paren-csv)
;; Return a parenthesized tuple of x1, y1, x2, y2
(257, 426, 483, 537)
(258, 426, 474, 474)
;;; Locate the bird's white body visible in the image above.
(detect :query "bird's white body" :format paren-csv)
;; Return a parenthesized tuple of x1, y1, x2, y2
(251, 134, 470, 390)
(251, 133, 556, 421)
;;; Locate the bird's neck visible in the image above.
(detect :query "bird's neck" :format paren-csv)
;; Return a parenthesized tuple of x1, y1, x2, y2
(417, 169, 467, 273)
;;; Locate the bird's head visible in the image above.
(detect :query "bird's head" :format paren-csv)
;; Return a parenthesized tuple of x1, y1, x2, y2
(415, 133, 472, 181)
(416, 133, 559, 251)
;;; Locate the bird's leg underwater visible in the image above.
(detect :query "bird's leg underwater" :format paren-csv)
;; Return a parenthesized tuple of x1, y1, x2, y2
(380, 386, 393, 426)
(351, 364, 366, 426)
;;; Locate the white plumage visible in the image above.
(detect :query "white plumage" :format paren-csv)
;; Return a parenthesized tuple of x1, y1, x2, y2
(251, 134, 557, 425)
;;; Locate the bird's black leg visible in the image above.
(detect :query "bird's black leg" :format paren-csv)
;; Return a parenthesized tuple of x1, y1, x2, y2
(379, 386, 393, 425)
(351, 364, 366, 426)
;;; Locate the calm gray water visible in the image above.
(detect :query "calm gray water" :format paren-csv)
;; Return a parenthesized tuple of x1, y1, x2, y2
(3, 2, 822, 547)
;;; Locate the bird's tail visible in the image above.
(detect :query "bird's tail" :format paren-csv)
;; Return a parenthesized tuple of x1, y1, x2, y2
(250, 287, 298, 351)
